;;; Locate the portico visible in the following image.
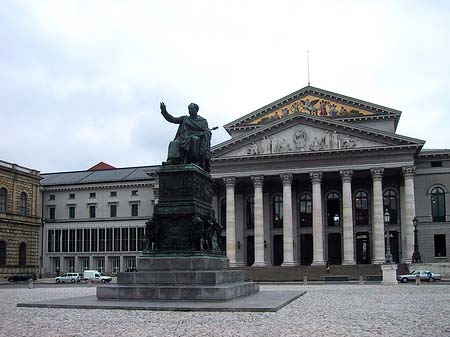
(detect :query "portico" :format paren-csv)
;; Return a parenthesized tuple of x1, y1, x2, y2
(210, 86, 424, 267)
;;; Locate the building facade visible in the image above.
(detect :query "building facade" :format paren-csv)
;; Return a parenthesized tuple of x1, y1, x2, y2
(210, 86, 450, 267)
(0, 160, 41, 277)
(41, 164, 157, 276)
(39, 86, 450, 274)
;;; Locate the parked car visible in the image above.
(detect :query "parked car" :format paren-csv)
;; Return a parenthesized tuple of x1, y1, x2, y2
(82, 270, 112, 283)
(54, 272, 82, 283)
(397, 270, 442, 283)
(8, 273, 37, 282)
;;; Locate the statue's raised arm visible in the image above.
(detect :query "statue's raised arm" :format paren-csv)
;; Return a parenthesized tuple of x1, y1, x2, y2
(160, 102, 212, 172)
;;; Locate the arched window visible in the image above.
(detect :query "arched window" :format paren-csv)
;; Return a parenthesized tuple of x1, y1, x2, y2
(19, 242, 26, 267)
(327, 192, 341, 226)
(431, 186, 446, 222)
(0, 188, 6, 213)
(0, 241, 6, 266)
(246, 196, 254, 229)
(19, 192, 27, 216)
(220, 198, 226, 230)
(298, 193, 312, 227)
(355, 191, 369, 226)
(383, 189, 398, 224)
(272, 195, 283, 228)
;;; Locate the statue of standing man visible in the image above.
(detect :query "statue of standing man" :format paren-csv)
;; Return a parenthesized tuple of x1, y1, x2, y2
(160, 102, 212, 172)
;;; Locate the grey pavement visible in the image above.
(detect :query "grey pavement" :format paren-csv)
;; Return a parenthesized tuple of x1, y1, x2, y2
(1, 283, 450, 336)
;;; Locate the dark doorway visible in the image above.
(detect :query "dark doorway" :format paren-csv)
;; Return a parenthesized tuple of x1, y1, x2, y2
(327, 233, 342, 264)
(246, 236, 254, 266)
(327, 193, 341, 226)
(300, 234, 313, 265)
(356, 232, 370, 264)
(386, 231, 399, 263)
(273, 235, 283, 266)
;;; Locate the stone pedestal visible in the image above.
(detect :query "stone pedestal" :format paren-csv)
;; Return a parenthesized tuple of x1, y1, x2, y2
(381, 264, 398, 285)
(97, 254, 259, 300)
(97, 164, 259, 302)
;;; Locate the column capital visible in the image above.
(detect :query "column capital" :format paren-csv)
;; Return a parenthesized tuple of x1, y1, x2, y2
(402, 166, 416, 178)
(340, 169, 353, 183)
(251, 175, 264, 187)
(370, 168, 384, 181)
(280, 173, 293, 186)
(223, 177, 236, 188)
(309, 172, 323, 184)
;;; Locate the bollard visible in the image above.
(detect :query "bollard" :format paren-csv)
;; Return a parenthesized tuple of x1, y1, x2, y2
(359, 276, 364, 285)
(415, 273, 420, 285)
(303, 276, 308, 285)
(28, 278, 34, 289)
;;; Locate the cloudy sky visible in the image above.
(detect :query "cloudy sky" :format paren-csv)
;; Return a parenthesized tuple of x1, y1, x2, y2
(1, 0, 449, 173)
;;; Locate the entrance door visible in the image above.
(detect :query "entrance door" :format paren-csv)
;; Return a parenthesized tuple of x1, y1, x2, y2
(273, 235, 283, 266)
(300, 234, 313, 265)
(246, 236, 255, 266)
(327, 233, 342, 264)
(356, 232, 370, 264)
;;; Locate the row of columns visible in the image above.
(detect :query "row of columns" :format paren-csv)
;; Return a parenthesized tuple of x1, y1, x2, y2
(222, 166, 416, 267)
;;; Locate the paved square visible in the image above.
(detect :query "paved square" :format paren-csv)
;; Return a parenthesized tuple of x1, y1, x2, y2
(2, 283, 450, 336)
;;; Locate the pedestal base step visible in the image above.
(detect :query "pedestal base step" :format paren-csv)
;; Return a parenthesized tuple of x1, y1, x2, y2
(118, 270, 246, 285)
(97, 281, 260, 301)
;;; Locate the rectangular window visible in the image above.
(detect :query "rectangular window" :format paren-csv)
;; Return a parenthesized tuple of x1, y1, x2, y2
(98, 228, 105, 252)
(83, 229, 90, 252)
(431, 161, 443, 167)
(110, 191, 117, 197)
(62, 229, 68, 252)
(69, 206, 75, 219)
(89, 205, 96, 218)
(54, 229, 61, 252)
(137, 227, 144, 251)
(47, 230, 54, 253)
(91, 229, 98, 252)
(49, 194, 55, 200)
(434, 234, 447, 257)
(89, 192, 96, 198)
(131, 203, 139, 217)
(110, 204, 117, 218)
(114, 228, 120, 251)
(69, 229, 75, 252)
(69, 193, 75, 199)
(49, 207, 56, 220)
(76, 229, 83, 252)
(131, 190, 138, 196)
(121, 228, 128, 251)
(106, 228, 113, 251)
(129, 227, 136, 251)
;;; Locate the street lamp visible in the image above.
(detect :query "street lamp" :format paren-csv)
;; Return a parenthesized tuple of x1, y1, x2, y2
(384, 209, 393, 264)
(412, 217, 422, 263)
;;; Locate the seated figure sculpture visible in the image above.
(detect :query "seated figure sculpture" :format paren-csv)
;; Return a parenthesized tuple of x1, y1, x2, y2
(160, 102, 211, 172)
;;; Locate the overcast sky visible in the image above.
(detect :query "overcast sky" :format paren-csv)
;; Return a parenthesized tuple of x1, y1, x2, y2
(1, 0, 449, 173)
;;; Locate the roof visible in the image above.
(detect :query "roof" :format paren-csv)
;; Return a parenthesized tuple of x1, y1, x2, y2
(41, 165, 158, 186)
(88, 162, 116, 171)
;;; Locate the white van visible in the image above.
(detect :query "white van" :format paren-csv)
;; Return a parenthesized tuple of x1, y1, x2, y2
(83, 270, 112, 283)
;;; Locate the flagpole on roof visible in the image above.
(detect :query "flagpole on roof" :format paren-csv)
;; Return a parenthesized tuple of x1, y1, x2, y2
(307, 50, 311, 86)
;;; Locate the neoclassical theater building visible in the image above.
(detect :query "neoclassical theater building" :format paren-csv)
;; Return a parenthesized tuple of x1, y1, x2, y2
(210, 86, 449, 267)
(39, 86, 450, 275)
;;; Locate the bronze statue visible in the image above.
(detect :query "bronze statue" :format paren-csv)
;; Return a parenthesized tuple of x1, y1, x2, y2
(160, 102, 211, 172)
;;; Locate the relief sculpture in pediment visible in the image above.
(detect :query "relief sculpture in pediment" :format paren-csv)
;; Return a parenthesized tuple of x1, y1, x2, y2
(245, 128, 357, 156)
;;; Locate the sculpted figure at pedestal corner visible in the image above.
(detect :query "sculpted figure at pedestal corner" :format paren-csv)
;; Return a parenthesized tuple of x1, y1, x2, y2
(160, 102, 212, 172)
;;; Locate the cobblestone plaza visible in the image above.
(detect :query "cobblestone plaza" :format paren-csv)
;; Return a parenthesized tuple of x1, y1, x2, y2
(2, 283, 449, 336)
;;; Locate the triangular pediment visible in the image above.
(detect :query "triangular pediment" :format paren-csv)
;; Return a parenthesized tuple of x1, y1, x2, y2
(224, 86, 401, 133)
(212, 113, 423, 159)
